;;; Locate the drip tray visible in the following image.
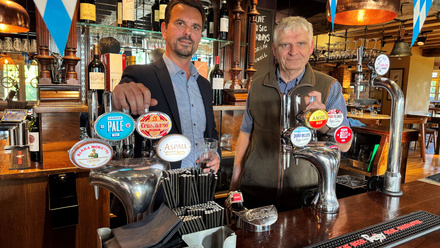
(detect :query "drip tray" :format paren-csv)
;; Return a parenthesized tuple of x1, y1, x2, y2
(307, 211, 440, 248)
(426, 173, 440, 183)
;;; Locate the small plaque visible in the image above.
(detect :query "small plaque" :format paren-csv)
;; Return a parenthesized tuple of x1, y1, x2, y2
(94, 112, 135, 141)
(156, 134, 191, 162)
(69, 139, 113, 169)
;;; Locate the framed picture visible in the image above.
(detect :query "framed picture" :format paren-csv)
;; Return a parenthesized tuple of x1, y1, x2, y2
(387, 68, 404, 100)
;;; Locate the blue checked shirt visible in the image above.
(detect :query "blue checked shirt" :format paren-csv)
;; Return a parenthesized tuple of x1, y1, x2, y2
(241, 67, 349, 133)
(163, 55, 206, 168)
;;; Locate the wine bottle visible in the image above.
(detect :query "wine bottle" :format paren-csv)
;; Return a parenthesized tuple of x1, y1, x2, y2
(122, 0, 135, 28)
(159, 0, 168, 28)
(152, 0, 160, 31)
(88, 44, 106, 104)
(207, 6, 215, 38)
(210, 56, 224, 105)
(28, 109, 40, 163)
(79, 0, 96, 24)
(219, 0, 229, 40)
(117, 0, 123, 27)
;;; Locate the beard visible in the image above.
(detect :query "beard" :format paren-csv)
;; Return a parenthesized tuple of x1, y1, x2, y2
(173, 36, 196, 58)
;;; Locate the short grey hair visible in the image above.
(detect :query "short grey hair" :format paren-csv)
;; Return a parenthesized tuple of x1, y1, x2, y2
(273, 16, 314, 45)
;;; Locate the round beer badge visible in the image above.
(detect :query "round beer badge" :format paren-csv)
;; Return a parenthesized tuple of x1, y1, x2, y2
(327, 109, 344, 128)
(136, 111, 172, 139)
(334, 126, 353, 144)
(305, 109, 328, 129)
(156, 134, 191, 162)
(290, 126, 312, 147)
(94, 112, 135, 141)
(69, 139, 113, 169)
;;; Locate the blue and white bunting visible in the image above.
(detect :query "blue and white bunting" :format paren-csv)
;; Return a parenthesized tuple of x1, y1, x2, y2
(329, 0, 338, 30)
(33, 0, 78, 55)
(411, 0, 432, 47)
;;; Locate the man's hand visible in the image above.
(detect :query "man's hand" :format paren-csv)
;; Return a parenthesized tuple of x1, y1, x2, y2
(112, 82, 158, 115)
(198, 153, 220, 173)
(304, 91, 326, 110)
(305, 91, 329, 133)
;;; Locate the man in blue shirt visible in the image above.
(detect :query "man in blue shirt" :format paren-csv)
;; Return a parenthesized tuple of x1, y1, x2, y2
(229, 16, 352, 210)
(112, 0, 220, 172)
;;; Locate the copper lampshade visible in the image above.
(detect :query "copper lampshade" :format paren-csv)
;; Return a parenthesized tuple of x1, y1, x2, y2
(326, 0, 400, 26)
(0, 0, 30, 33)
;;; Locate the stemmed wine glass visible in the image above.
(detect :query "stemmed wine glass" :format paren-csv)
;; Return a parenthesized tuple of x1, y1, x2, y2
(351, 40, 359, 58)
(370, 38, 379, 57)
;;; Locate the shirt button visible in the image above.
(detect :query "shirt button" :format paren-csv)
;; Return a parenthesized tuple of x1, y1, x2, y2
(191, 104, 194, 107)
(193, 123, 196, 126)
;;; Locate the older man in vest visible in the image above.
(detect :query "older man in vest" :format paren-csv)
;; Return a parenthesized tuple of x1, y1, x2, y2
(229, 16, 352, 211)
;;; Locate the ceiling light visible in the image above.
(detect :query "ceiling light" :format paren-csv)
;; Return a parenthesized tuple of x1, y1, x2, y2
(0, 0, 30, 33)
(417, 36, 427, 46)
(326, 0, 400, 26)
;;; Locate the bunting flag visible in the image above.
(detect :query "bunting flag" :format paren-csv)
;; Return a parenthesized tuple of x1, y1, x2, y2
(411, 0, 433, 47)
(329, 0, 338, 30)
(33, 0, 78, 55)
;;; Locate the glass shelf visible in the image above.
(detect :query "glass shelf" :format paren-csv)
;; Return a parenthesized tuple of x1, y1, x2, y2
(77, 22, 233, 46)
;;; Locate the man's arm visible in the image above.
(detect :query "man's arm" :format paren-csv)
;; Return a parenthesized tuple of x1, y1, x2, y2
(112, 66, 158, 115)
(229, 131, 251, 191)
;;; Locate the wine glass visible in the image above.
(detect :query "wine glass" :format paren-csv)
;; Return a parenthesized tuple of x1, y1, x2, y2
(351, 39, 359, 58)
(370, 38, 379, 57)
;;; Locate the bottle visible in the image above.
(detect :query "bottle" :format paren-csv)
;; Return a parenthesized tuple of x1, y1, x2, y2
(210, 56, 224, 105)
(117, 0, 123, 27)
(122, 0, 135, 28)
(79, 0, 96, 24)
(28, 109, 40, 163)
(159, 0, 168, 28)
(207, 5, 215, 38)
(88, 44, 106, 104)
(218, 0, 229, 40)
(152, 0, 160, 31)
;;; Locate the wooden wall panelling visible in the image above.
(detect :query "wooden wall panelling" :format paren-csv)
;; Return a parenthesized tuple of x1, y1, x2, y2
(0, 173, 109, 248)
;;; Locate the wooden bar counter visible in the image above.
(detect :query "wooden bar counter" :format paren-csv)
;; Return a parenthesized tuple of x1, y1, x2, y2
(234, 180, 440, 247)
(0, 104, 110, 248)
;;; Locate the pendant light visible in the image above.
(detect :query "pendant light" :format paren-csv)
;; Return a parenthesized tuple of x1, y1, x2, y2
(389, 22, 412, 58)
(326, 0, 400, 26)
(0, 0, 30, 33)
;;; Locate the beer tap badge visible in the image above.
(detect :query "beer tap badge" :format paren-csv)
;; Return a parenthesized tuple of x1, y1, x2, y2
(327, 109, 344, 128)
(136, 112, 172, 139)
(305, 109, 328, 129)
(69, 139, 113, 169)
(156, 134, 191, 162)
(290, 126, 312, 147)
(94, 112, 135, 141)
(334, 126, 353, 144)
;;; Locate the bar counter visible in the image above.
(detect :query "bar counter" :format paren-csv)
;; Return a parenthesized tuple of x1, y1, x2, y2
(234, 180, 440, 247)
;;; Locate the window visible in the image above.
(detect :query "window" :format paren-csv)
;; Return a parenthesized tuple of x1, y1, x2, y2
(430, 70, 440, 101)
(0, 53, 38, 102)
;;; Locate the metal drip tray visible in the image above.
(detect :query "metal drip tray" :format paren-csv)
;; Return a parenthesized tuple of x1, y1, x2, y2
(336, 175, 367, 189)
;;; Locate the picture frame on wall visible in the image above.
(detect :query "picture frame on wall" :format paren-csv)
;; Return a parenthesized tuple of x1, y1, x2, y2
(387, 68, 404, 100)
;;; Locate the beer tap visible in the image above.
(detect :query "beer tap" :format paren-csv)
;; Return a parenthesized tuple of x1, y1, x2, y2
(279, 93, 341, 214)
(367, 54, 404, 196)
(355, 46, 364, 100)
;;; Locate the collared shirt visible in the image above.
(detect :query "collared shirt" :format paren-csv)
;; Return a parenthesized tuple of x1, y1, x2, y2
(163, 55, 206, 168)
(241, 67, 349, 133)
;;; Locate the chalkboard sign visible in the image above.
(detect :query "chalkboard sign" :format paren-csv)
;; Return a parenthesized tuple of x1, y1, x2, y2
(250, 7, 275, 84)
